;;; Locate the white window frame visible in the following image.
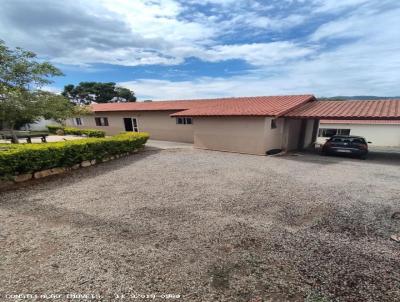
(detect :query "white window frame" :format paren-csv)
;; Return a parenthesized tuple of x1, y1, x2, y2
(74, 117, 83, 126)
(318, 128, 351, 137)
(176, 117, 192, 125)
(95, 117, 109, 126)
(132, 117, 139, 132)
(123, 117, 139, 132)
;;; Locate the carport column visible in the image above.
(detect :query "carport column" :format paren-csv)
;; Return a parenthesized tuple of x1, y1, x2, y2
(311, 119, 320, 146)
(281, 118, 289, 151)
(297, 119, 308, 150)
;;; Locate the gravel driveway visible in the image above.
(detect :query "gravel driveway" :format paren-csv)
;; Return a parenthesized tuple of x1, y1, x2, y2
(1, 148, 399, 301)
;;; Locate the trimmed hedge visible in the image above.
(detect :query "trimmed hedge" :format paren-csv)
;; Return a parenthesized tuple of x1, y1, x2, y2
(0, 132, 149, 179)
(47, 125, 64, 134)
(47, 126, 106, 137)
(63, 127, 105, 137)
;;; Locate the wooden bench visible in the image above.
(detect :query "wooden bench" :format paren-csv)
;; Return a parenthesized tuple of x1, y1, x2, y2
(0, 131, 49, 143)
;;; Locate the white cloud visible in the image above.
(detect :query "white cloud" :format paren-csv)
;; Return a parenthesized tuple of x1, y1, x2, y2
(0, 0, 312, 67)
(312, 0, 371, 13)
(202, 42, 315, 65)
(3, 0, 400, 96)
(121, 4, 400, 100)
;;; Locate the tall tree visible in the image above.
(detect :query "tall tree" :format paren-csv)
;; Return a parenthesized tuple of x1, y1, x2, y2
(0, 40, 72, 143)
(62, 82, 136, 104)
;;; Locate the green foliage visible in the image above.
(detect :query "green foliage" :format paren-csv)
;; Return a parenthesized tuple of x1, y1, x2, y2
(0, 40, 63, 88)
(0, 40, 71, 140)
(63, 127, 105, 137)
(62, 82, 136, 104)
(71, 105, 93, 116)
(47, 125, 64, 134)
(47, 126, 105, 137)
(0, 132, 149, 178)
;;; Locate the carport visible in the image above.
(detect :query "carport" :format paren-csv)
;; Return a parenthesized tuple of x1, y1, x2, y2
(284, 99, 400, 150)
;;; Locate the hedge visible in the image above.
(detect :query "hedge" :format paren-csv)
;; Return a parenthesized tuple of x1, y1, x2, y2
(0, 132, 149, 179)
(47, 125, 106, 137)
(47, 125, 64, 133)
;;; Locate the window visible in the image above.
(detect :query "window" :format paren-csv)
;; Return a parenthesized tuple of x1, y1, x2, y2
(271, 119, 277, 129)
(132, 118, 138, 132)
(123, 117, 138, 132)
(337, 129, 351, 135)
(95, 117, 109, 126)
(318, 128, 350, 137)
(74, 117, 83, 126)
(176, 117, 192, 125)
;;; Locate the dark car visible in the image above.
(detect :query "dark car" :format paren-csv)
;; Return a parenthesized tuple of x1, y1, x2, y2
(322, 135, 371, 159)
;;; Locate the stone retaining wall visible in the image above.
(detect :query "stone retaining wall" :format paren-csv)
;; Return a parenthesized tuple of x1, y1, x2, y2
(0, 148, 142, 191)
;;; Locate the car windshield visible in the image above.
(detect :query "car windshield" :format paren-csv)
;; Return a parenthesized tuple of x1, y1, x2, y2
(330, 137, 366, 144)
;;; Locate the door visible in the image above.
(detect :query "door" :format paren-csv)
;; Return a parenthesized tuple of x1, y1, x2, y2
(123, 118, 139, 132)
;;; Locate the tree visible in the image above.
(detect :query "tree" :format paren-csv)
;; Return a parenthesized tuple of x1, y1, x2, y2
(0, 40, 72, 143)
(62, 82, 136, 104)
(114, 87, 136, 102)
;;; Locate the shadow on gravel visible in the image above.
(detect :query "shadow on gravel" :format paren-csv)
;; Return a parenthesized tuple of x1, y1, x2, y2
(276, 150, 400, 166)
(274, 153, 339, 165)
(0, 197, 156, 242)
(366, 150, 400, 165)
(1, 149, 162, 193)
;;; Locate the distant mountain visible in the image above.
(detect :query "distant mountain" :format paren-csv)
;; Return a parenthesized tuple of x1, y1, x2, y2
(319, 96, 400, 101)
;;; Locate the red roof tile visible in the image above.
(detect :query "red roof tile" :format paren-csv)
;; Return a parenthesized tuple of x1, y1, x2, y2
(321, 119, 400, 125)
(284, 100, 400, 120)
(92, 95, 315, 117)
(170, 95, 315, 117)
(92, 100, 199, 112)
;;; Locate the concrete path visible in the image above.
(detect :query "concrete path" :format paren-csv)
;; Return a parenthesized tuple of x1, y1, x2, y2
(0, 135, 84, 144)
(145, 139, 193, 150)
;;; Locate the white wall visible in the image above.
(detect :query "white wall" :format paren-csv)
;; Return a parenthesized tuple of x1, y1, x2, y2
(22, 118, 60, 131)
(319, 123, 400, 147)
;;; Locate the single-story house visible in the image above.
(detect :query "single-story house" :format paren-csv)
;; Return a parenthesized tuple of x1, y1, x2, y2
(318, 120, 400, 147)
(66, 96, 400, 155)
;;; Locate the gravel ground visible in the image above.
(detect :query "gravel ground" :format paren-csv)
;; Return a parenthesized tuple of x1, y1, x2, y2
(0, 148, 399, 302)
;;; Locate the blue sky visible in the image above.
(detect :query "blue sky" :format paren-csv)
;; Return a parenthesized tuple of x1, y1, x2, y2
(1, 0, 399, 100)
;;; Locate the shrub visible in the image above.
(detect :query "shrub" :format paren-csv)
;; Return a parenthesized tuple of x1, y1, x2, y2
(47, 125, 64, 134)
(56, 129, 65, 135)
(47, 126, 105, 137)
(0, 132, 149, 179)
(63, 127, 105, 138)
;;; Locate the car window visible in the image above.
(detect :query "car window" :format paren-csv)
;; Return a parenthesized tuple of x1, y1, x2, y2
(352, 138, 366, 144)
(330, 137, 366, 144)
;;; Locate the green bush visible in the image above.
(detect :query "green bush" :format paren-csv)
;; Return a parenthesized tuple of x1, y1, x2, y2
(47, 126, 105, 137)
(0, 132, 149, 178)
(47, 125, 64, 134)
(63, 127, 105, 137)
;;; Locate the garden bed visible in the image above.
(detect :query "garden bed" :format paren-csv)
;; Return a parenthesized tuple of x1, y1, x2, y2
(0, 132, 149, 186)
(47, 125, 106, 137)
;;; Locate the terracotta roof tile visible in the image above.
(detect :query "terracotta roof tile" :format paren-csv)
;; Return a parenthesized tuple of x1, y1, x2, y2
(321, 119, 400, 125)
(284, 100, 400, 119)
(92, 95, 315, 117)
(92, 95, 315, 116)
(170, 95, 315, 117)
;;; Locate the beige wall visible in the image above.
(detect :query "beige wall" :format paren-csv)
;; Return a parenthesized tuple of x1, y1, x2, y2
(303, 119, 318, 149)
(282, 119, 302, 151)
(67, 112, 314, 154)
(193, 116, 284, 155)
(67, 111, 194, 143)
(319, 122, 400, 147)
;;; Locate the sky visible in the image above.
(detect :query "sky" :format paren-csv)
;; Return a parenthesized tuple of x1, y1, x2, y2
(0, 0, 399, 100)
